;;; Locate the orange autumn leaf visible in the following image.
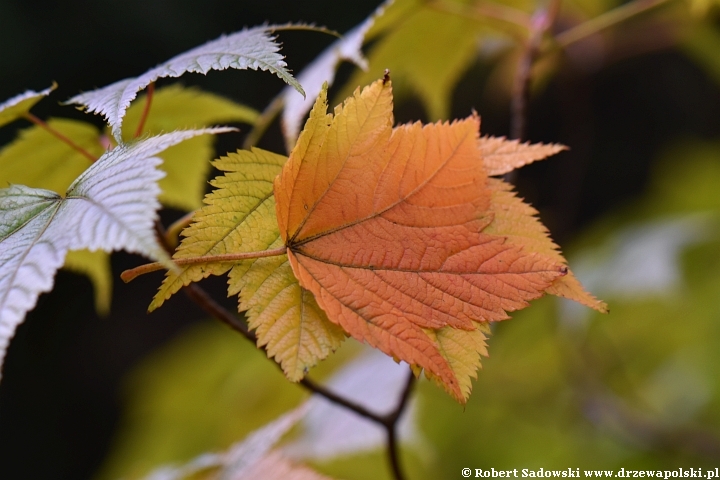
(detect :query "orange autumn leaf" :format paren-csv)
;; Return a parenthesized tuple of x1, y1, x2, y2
(274, 76, 577, 401)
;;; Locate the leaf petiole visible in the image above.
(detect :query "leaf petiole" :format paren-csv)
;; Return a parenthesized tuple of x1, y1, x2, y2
(23, 113, 98, 162)
(133, 82, 155, 138)
(120, 246, 288, 283)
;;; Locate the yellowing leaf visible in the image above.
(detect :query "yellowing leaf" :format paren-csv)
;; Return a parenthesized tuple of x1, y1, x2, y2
(152, 147, 344, 380)
(228, 238, 346, 382)
(150, 148, 284, 311)
(0, 118, 105, 193)
(479, 135, 567, 176)
(63, 249, 113, 315)
(424, 322, 491, 402)
(484, 178, 608, 312)
(274, 78, 569, 401)
(122, 85, 260, 211)
(0, 85, 55, 128)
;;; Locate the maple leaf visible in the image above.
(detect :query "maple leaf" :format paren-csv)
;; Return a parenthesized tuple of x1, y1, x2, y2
(274, 78, 574, 401)
(149, 148, 345, 380)
(132, 77, 603, 403)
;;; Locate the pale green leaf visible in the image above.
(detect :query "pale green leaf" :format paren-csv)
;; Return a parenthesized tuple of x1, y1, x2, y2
(0, 84, 55, 128)
(0, 128, 230, 380)
(122, 85, 260, 211)
(0, 118, 104, 193)
(339, 6, 483, 120)
(67, 26, 304, 141)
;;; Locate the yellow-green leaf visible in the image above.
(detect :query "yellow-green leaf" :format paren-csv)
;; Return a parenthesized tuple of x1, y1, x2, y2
(339, 5, 485, 120)
(0, 85, 55, 128)
(228, 237, 345, 382)
(0, 118, 104, 192)
(424, 322, 491, 403)
(151, 145, 344, 380)
(122, 85, 260, 211)
(150, 147, 283, 311)
(63, 249, 113, 315)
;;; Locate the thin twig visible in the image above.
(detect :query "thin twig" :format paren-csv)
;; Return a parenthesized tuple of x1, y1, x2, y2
(382, 370, 416, 480)
(428, 0, 531, 41)
(134, 82, 155, 138)
(510, 0, 562, 142)
(120, 246, 288, 282)
(299, 377, 383, 423)
(150, 210, 413, 480)
(556, 0, 672, 48)
(23, 113, 98, 162)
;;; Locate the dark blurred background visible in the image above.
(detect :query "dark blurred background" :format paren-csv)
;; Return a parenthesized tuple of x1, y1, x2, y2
(2, 0, 720, 478)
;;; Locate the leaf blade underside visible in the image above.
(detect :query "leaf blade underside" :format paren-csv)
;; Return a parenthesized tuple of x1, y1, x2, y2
(151, 148, 344, 380)
(67, 26, 303, 141)
(275, 79, 568, 400)
(0, 129, 230, 381)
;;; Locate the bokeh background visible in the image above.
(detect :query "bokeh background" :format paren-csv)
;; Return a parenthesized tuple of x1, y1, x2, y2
(2, 0, 720, 478)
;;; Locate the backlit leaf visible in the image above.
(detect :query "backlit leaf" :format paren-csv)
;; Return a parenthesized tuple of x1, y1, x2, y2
(479, 135, 567, 176)
(0, 128, 230, 381)
(0, 85, 55, 128)
(150, 148, 286, 310)
(275, 78, 570, 400)
(67, 26, 303, 141)
(424, 323, 491, 402)
(483, 178, 608, 312)
(123, 85, 260, 211)
(151, 147, 344, 380)
(228, 237, 346, 381)
(280, 1, 390, 148)
(0, 118, 104, 193)
(338, 4, 486, 120)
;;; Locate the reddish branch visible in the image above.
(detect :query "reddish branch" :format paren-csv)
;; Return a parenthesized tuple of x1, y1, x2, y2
(134, 82, 155, 138)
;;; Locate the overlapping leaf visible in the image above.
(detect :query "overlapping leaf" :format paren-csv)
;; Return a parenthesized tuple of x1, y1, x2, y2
(145, 78, 603, 403)
(0, 84, 55, 128)
(338, 0, 500, 120)
(67, 26, 303, 141)
(122, 85, 260, 210)
(483, 178, 608, 312)
(0, 128, 229, 380)
(150, 148, 344, 380)
(280, 0, 390, 149)
(274, 79, 570, 401)
(0, 118, 105, 193)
